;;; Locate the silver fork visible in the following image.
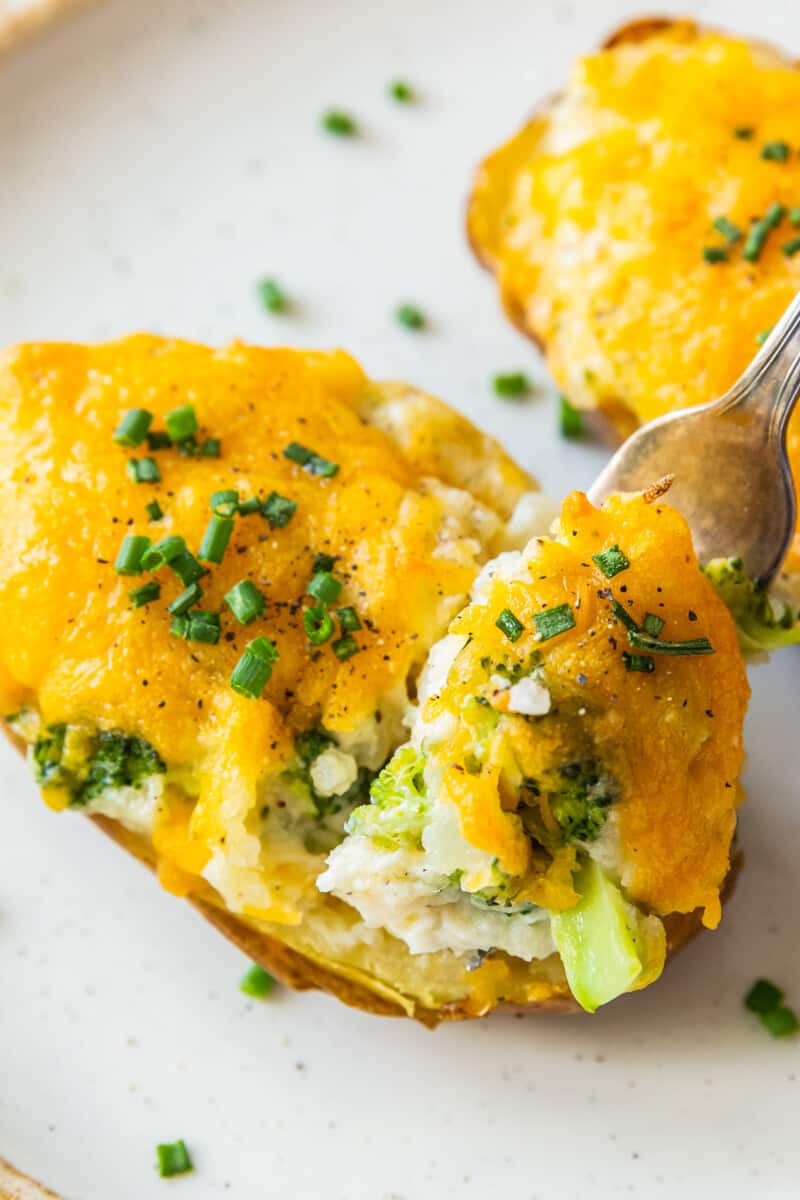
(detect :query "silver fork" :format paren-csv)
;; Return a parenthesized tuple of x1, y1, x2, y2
(589, 291, 800, 585)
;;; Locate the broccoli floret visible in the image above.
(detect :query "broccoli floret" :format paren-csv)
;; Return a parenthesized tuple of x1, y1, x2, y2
(295, 727, 335, 766)
(75, 730, 166, 804)
(286, 728, 370, 819)
(32, 724, 68, 785)
(549, 760, 617, 844)
(345, 745, 429, 849)
(703, 557, 800, 653)
(31, 725, 165, 805)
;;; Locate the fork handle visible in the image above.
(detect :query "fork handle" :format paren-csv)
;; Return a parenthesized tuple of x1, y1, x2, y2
(721, 289, 800, 437)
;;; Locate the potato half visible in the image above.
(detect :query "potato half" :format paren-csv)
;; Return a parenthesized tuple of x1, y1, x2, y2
(468, 18, 800, 605)
(0, 337, 748, 1022)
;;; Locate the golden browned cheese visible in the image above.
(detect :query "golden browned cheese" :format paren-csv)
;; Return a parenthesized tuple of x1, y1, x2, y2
(468, 20, 800, 570)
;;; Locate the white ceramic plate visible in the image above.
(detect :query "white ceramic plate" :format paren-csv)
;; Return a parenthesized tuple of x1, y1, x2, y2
(1, 1, 799, 1196)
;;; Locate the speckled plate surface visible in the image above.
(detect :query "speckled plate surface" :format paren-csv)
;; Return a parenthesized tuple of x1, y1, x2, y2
(1, 1, 799, 1196)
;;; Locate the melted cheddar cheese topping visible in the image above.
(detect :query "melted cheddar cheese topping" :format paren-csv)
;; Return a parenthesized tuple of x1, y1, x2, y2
(0, 335, 532, 912)
(426, 491, 749, 926)
(468, 20, 800, 569)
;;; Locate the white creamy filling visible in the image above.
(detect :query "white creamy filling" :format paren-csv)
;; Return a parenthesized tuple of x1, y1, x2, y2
(507, 673, 551, 716)
(310, 748, 359, 798)
(500, 491, 559, 549)
(420, 801, 497, 892)
(317, 835, 554, 962)
(84, 774, 165, 836)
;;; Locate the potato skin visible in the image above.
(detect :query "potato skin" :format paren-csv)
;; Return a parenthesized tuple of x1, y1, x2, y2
(94, 812, 740, 1023)
(3, 721, 738, 1024)
(0, 1157, 61, 1200)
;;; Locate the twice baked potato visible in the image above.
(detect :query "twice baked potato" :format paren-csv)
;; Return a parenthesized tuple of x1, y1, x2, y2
(468, 18, 800, 635)
(0, 336, 748, 1021)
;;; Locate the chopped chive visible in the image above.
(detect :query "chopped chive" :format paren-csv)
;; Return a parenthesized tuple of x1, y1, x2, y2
(262, 491, 297, 528)
(627, 629, 714, 656)
(558, 394, 583, 438)
(389, 80, 414, 103)
(170, 549, 205, 586)
(610, 597, 638, 631)
(258, 277, 288, 314)
(733, 126, 754, 139)
(240, 963, 275, 998)
(322, 109, 357, 136)
(238, 496, 262, 516)
(113, 408, 152, 447)
(642, 612, 665, 637)
(790, 207, 800, 227)
(495, 608, 525, 642)
(308, 454, 338, 478)
(312, 552, 336, 574)
(336, 605, 361, 632)
(141, 535, 186, 571)
(145, 499, 163, 522)
(756, 326, 774, 345)
(128, 580, 161, 608)
(622, 651, 655, 673)
(170, 614, 188, 638)
(783, 237, 800, 257)
(493, 372, 530, 398)
(165, 404, 197, 444)
(177, 436, 199, 457)
(703, 246, 729, 264)
(146, 430, 172, 451)
(210, 488, 240, 517)
(712, 216, 743, 244)
(332, 634, 359, 661)
(395, 303, 425, 330)
(307, 571, 342, 605)
(201, 437, 221, 457)
(167, 582, 203, 616)
(743, 204, 786, 263)
(592, 544, 630, 578)
(283, 443, 339, 478)
(127, 456, 161, 484)
(761, 1007, 799, 1038)
(745, 978, 784, 1014)
(304, 605, 335, 645)
(284, 442, 314, 466)
(186, 610, 221, 645)
(230, 636, 279, 699)
(742, 221, 768, 262)
(198, 514, 234, 564)
(225, 580, 266, 626)
(766, 202, 786, 227)
(534, 603, 576, 642)
(761, 140, 790, 161)
(114, 534, 151, 576)
(156, 1141, 193, 1179)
